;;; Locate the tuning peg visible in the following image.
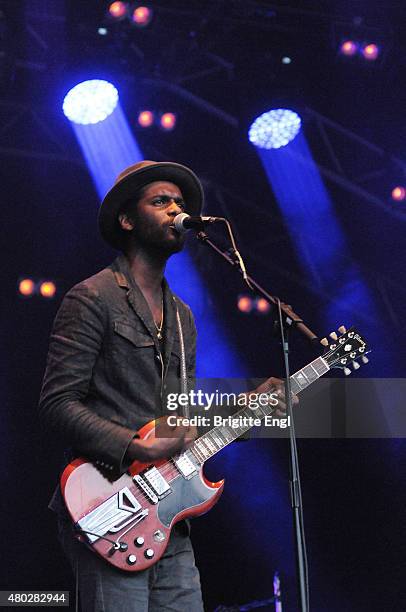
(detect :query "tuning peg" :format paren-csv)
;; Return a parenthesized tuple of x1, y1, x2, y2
(320, 337, 329, 347)
(338, 325, 346, 334)
(343, 367, 351, 376)
(361, 356, 369, 364)
(329, 332, 338, 341)
(352, 361, 360, 370)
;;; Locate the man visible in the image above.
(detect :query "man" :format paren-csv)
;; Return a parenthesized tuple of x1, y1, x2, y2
(39, 160, 288, 611)
(39, 160, 206, 612)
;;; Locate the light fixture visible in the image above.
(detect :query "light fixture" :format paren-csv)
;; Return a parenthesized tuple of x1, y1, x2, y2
(63, 80, 119, 125)
(108, 2, 128, 20)
(248, 109, 302, 150)
(160, 112, 177, 131)
(18, 278, 35, 297)
(132, 6, 153, 27)
(138, 110, 154, 127)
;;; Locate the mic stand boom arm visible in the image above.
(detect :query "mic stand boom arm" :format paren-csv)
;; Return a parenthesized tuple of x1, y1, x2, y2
(196, 230, 312, 612)
(196, 231, 318, 344)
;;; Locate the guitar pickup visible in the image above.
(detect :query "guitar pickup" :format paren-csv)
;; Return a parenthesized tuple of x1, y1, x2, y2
(173, 453, 197, 479)
(141, 467, 171, 500)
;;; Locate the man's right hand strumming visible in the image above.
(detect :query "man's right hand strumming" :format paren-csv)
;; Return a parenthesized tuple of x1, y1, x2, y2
(126, 420, 197, 463)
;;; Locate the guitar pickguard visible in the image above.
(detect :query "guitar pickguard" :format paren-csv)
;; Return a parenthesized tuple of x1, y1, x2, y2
(157, 469, 216, 527)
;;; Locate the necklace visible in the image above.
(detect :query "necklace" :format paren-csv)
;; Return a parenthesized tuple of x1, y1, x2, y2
(154, 297, 164, 340)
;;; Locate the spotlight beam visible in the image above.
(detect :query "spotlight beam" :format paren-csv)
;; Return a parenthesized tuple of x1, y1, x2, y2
(63, 82, 245, 377)
(252, 120, 384, 344)
(70, 104, 143, 198)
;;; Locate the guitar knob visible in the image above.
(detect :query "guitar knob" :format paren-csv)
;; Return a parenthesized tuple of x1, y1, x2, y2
(144, 548, 155, 559)
(134, 536, 145, 547)
(362, 356, 369, 364)
(126, 554, 137, 565)
(338, 325, 347, 334)
(329, 332, 338, 341)
(343, 367, 351, 376)
(352, 361, 360, 370)
(320, 337, 329, 347)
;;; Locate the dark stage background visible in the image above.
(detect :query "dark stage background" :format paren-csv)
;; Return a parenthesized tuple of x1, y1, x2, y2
(1, 1, 406, 611)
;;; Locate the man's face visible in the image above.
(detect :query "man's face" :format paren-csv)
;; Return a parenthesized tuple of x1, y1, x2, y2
(121, 181, 187, 254)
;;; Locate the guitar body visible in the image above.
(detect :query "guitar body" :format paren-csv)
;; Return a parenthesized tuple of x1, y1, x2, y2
(61, 419, 224, 572)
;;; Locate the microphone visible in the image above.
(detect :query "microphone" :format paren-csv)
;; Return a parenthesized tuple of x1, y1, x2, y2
(173, 213, 221, 233)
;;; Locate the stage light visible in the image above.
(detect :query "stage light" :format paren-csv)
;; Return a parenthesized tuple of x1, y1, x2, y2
(138, 110, 154, 127)
(256, 298, 271, 314)
(362, 43, 379, 61)
(160, 112, 177, 131)
(391, 186, 406, 202)
(132, 6, 153, 27)
(39, 281, 56, 299)
(281, 56, 292, 64)
(108, 2, 128, 19)
(248, 109, 302, 150)
(63, 80, 119, 125)
(340, 40, 358, 56)
(98, 27, 108, 36)
(18, 278, 35, 297)
(237, 295, 253, 313)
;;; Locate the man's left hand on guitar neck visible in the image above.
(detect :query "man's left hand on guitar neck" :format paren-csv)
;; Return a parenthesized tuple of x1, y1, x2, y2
(243, 377, 299, 417)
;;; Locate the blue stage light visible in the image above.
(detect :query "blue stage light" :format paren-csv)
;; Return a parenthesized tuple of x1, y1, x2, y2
(62, 80, 119, 125)
(248, 108, 302, 149)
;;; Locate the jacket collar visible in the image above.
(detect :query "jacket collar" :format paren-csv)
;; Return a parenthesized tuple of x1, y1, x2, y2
(111, 254, 177, 367)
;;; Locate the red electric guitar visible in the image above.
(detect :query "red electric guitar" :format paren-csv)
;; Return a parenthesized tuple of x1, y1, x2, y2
(61, 325, 369, 571)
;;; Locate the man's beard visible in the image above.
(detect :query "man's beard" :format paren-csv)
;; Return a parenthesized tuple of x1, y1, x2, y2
(130, 225, 186, 256)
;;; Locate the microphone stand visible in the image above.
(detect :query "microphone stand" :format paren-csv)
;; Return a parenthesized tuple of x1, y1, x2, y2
(196, 232, 318, 343)
(196, 230, 317, 612)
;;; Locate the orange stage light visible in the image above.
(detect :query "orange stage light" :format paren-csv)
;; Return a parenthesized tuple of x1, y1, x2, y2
(109, 2, 127, 19)
(237, 295, 253, 313)
(39, 281, 57, 298)
(138, 110, 154, 127)
(160, 112, 176, 131)
(18, 278, 35, 297)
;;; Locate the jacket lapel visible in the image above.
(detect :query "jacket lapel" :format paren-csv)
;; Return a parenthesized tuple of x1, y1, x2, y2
(112, 255, 177, 365)
(112, 255, 160, 352)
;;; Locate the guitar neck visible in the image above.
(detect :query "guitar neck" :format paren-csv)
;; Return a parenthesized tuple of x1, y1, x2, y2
(191, 356, 330, 462)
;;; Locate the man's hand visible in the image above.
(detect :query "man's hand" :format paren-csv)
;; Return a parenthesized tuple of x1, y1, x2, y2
(245, 376, 299, 417)
(127, 418, 197, 463)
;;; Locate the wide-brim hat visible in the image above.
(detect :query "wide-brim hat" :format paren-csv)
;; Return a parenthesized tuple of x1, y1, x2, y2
(98, 160, 204, 249)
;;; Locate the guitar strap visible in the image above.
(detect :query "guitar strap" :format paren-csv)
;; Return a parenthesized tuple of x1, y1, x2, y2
(174, 298, 190, 419)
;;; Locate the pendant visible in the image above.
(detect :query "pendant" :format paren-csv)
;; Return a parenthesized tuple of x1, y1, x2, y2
(157, 330, 163, 340)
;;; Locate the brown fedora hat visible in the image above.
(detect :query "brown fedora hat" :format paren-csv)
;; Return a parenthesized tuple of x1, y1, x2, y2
(98, 160, 204, 249)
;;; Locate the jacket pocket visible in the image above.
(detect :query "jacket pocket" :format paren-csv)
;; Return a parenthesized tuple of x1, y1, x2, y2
(113, 320, 154, 348)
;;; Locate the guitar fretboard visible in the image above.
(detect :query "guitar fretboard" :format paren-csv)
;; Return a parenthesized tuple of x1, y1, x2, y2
(190, 356, 329, 464)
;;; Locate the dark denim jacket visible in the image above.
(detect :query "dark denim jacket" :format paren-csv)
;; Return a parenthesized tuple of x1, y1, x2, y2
(39, 254, 196, 476)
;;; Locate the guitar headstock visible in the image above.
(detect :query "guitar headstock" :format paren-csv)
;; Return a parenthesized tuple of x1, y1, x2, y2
(320, 325, 370, 375)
